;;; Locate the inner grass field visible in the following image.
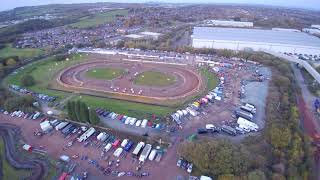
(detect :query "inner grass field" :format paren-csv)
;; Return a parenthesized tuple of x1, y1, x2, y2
(134, 71, 176, 87)
(69, 9, 128, 28)
(0, 44, 44, 59)
(85, 67, 125, 80)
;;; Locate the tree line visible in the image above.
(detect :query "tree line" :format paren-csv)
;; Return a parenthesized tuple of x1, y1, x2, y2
(66, 100, 100, 125)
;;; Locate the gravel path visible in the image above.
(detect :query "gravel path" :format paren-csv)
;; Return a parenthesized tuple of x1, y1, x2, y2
(242, 67, 271, 129)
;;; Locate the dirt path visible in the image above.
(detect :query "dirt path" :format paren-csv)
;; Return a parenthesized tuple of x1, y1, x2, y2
(0, 123, 49, 180)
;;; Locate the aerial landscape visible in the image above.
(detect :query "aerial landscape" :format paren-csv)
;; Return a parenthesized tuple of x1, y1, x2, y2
(0, 0, 320, 180)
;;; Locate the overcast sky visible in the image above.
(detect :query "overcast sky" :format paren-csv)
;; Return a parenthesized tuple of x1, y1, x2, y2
(1, 0, 320, 11)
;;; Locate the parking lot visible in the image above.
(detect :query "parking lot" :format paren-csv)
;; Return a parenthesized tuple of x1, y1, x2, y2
(0, 111, 189, 180)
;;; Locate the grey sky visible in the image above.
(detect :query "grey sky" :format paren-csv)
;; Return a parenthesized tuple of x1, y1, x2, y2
(1, 0, 320, 12)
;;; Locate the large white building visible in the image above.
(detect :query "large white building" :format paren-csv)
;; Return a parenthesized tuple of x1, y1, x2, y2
(192, 27, 320, 56)
(203, 20, 253, 28)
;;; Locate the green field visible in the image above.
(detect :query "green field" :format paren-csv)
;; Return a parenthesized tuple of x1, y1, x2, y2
(73, 95, 173, 118)
(134, 71, 176, 87)
(0, 44, 44, 59)
(0, 138, 31, 179)
(86, 67, 125, 80)
(4, 54, 87, 100)
(70, 9, 128, 28)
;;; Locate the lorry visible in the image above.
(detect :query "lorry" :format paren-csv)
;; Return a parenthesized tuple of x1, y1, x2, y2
(237, 117, 259, 132)
(133, 142, 145, 156)
(139, 144, 152, 162)
(78, 127, 95, 142)
(235, 110, 253, 121)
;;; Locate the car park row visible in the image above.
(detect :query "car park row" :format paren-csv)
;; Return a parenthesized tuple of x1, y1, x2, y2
(95, 108, 164, 130)
(9, 84, 56, 102)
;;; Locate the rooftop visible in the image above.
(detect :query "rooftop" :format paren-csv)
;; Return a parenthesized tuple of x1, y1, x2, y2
(192, 27, 320, 47)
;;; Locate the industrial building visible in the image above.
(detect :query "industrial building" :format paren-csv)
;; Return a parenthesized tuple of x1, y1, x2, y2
(203, 20, 253, 28)
(191, 27, 320, 56)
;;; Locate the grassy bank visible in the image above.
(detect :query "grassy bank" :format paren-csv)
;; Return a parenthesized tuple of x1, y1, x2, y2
(0, 44, 44, 59)
(0, 138, 30, 179)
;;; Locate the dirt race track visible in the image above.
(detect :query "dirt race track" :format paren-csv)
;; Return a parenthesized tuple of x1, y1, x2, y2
(56, 57, 203, 105)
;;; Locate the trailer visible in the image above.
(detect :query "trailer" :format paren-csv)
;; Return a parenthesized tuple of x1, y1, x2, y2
(133, 142, 145, 156)
(139, 144, 152, 162)
(78, 127, 95, 142)
(235, 110, 253, 121)
(240, 105, 256, 114)
(221, 125, 236, 136)
(97, 132, 108, 141)
(237, 117, 259, 131)
(55, 122, 69, 131)
(61, 124, 73, 134)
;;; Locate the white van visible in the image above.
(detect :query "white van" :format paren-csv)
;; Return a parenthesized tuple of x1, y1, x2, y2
(135, 120, 142, 127)
(148, 149, 157, 161)
(104, 143, 112, 152)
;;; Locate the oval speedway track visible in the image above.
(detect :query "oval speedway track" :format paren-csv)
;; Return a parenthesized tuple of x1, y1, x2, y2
(57, 60, 203, 101)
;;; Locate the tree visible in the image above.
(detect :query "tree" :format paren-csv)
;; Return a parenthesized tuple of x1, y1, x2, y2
(21, 74, 35, 86)
(269, 125, 291, 149)
(178, 139, 250, 177)
(89, 109, 100, 125)
(74, 100, 81, 122)
(247, 170, 266, 180)
(79, 102, 89, 123)
(67, 101, 77, 121)
(4, 95, 35, 112)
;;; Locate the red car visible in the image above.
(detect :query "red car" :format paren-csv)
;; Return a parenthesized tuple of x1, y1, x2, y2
(112, 140, 121, 148)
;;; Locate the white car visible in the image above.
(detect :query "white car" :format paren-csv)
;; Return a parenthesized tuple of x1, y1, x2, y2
(130, 118, 137, 125)
(125, 117, 131, 125)
(135, 120, 142, 127)
(187, 163, 193, 173)
(205, 124, 215, 130)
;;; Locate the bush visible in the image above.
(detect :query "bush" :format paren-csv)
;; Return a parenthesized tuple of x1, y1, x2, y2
(4, 95, 35, 112)
(21, 74, 35, 86)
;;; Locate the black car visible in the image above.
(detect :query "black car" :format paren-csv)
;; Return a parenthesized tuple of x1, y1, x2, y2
(197, 128, 208, 134)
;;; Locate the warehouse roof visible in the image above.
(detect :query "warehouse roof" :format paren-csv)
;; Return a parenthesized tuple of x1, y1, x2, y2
(192, 27, 320, 47)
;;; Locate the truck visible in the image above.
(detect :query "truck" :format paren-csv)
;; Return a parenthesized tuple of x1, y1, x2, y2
(221, 125, 237, 136)
(237, 117, 259, 132)
(133, 142, 145, 156)
(139, 144, 152, 162)
(55, 122, 69, 131)
(235, 110, 253, 121)
(124, 141, 134, 152)
(78, 127, 95, 142)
